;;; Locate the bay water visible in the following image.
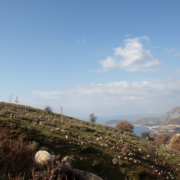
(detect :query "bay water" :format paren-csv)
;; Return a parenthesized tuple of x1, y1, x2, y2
(110, 125, 154, 137)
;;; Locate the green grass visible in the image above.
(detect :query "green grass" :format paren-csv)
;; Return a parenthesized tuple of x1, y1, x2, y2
(0, 102, 180, 180)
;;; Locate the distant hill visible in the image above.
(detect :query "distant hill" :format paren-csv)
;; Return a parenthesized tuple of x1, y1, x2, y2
(159, 117, 180, 126)
(104, 120, 126, 126)
(132, 106, 180, 127)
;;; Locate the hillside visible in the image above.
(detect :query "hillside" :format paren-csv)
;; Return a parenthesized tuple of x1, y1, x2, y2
(132, 106, 180, 127)
(0, 102, 180, 180)
(159, 117, 180, 126)
(132, 117, 160, 127)
(150, 117, 180, 137)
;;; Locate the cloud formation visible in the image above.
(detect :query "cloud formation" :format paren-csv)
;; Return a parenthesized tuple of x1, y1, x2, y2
(96, 36, 160, 72)
(27, 78, 180, 114)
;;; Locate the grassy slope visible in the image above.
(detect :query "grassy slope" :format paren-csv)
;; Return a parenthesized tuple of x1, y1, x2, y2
(0, 102, 180, 180)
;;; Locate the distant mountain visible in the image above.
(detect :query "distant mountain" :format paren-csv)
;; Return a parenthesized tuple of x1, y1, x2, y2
(159, 117, 180, 126)
(132, 117, 160, 126)
(132, 106, 180, 127)
(104, 120, 125, 126)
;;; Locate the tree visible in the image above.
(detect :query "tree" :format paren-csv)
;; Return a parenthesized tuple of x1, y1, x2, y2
(141, 131, 155, 141)
(141, 131, 151, 138)
(155, 134, 171, 146)
(89, 113, 97, 123)
(115, 121, 134, 133)
(44, 105, 53, 114)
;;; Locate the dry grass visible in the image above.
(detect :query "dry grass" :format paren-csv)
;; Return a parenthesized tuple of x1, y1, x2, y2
(0, 128, 35, 179)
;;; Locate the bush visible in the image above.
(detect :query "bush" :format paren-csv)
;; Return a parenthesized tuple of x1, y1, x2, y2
(155, 134, 171, 146)
(0, 129, 35, 179)
(116, 121, 134, 133)
(44, 105, 53, 114)
(169, 134, 180, 151)
(141, 131, 150, 138)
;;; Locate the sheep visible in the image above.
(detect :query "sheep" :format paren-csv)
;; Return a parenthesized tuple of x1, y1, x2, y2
(61, 156, 75, 169)
(35, 150, 55, 171)
(55, 128, 60, 131)
(39, 122, 43, 125)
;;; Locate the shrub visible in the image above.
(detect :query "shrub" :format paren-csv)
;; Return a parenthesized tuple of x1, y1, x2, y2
(169, 134, 180, 151)
(144, 143, 158, 164)
(141, 131, 151, 138)
(115, 121, 134, 133)
(155, 134, 171, 146)
(0, 129, 35, 179)
(44, 105, 53, 114)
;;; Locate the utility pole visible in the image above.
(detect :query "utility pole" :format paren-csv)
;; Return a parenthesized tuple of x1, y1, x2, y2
(9, 94, 13, 104)
(61, 107, 63, 130)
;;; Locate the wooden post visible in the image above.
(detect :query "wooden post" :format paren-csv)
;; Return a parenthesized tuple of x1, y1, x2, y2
(10, 94, 12, 104)
(61, 107, 63, 130)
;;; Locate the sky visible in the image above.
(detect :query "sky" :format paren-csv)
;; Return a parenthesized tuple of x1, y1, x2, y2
(1, 0, 180, 124)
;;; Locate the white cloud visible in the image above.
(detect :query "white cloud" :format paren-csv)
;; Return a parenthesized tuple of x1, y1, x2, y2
(75, 38, 86, 43)
(27, 78, 180, 114)
(96, 36, 160, 72)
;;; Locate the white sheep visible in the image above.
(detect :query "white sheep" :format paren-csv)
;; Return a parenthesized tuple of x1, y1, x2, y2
(35, 150, 55, 171)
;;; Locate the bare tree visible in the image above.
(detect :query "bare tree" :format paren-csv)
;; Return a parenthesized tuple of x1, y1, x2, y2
(116, 121, 134, 133)
(44, 105, 53, 114)
(89, 113, 97, 123)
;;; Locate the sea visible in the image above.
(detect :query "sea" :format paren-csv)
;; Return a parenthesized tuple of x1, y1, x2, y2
(110, 125, 155, 137)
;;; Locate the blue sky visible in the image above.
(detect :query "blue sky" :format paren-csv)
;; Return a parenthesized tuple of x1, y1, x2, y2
(1, 0, 180, 124)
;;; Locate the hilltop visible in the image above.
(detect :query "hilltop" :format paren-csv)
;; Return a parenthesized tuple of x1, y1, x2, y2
(0, 102, 180, 180)
(132, 106, 180, 127)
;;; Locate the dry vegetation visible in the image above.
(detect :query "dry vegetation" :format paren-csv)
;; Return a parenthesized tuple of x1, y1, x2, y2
(169, 134, 180, 151)
(0, 102, 180, 180)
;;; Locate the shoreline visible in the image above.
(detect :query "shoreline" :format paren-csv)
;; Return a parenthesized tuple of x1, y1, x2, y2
(109, 124, 159, 135)
(134, 125, 159, 134)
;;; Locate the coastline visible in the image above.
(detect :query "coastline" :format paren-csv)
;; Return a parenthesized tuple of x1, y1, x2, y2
(134, 125, 159, 134)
